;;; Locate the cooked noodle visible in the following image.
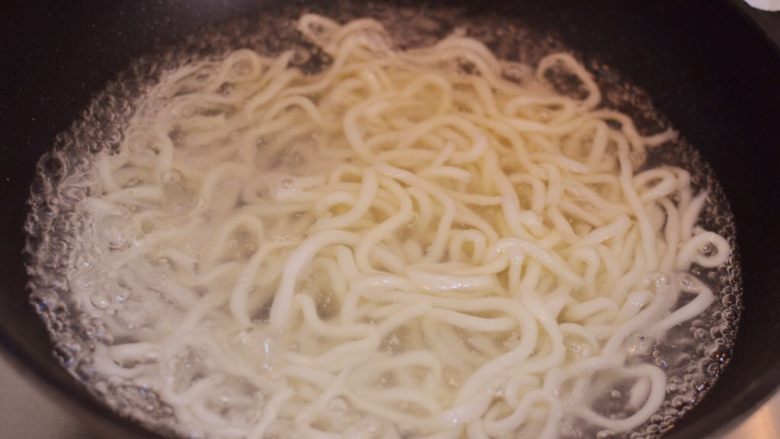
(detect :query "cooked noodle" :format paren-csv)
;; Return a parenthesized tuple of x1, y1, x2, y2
(61, 14, 730, 438)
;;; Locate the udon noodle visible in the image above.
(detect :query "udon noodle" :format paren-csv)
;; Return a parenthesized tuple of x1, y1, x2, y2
(47, 14, 731, 439)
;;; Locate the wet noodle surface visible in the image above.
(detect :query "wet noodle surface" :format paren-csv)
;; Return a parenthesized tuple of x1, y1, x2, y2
(26, 3, 741, 438)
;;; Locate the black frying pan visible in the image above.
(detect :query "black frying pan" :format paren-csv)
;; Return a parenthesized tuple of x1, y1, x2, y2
(1, 1, 779, 438)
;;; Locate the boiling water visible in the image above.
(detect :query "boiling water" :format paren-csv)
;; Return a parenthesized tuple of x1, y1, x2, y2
(25, 2, 742, 438)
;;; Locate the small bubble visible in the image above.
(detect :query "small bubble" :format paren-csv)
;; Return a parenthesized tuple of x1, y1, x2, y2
(698, 242, 714, 256)
(671, 395, 687, 408)
(90, 294, 111, 310)
(709, 326, 722, 339)
(117, 301, 146, 330)
(654, 273, 670, 289)
(114, 288, 130, 304)
(54, 339, 83, 367)
(217, 83, 234, 96)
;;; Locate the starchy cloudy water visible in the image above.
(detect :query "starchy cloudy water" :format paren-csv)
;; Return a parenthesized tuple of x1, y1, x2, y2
(25, 3, 741, 438)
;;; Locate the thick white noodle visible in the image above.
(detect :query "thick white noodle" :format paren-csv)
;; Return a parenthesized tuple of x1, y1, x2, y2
(68, 14, 731, 439)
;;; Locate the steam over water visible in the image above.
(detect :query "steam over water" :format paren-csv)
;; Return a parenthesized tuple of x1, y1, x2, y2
(25, 2, 741, 438)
